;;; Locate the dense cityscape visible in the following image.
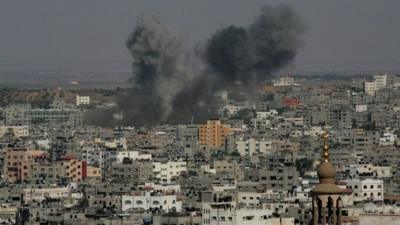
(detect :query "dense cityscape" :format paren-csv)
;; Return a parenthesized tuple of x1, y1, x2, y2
(1, 1, 400, 225)
(0, 74, 399, 225)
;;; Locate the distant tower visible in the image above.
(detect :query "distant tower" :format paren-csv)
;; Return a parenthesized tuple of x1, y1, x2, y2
(311, 131, 343, 225)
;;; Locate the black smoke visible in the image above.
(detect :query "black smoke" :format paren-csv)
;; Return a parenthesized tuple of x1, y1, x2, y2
(95, 4, 305, 126)
(119, 15, 186, 125)
(169, 4, 305, 123)
(204, 4, 305, 86)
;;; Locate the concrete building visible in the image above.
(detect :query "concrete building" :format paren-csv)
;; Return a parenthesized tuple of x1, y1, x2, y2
(364, 81, 377, 96)
(251, 167, 300, 193)
(374, 73, 387, 90)
(345, 179, 384, 202)
(235, 138, 272, 156)
(5, 104, 83, 128)
(153, 161, 187, 184)
(31, 155, 86, 182)
(76, 95, 90, 106)
(153, 212, 202, 225)
(3, 148, 45, 183)
(122, 189, 182, 212)
(21, 186, 70, 202)
(273, 76, 296, 86)
(201, 191, 290, 225)
(199, 119, 232, 148)
(109, 160, 153, 185)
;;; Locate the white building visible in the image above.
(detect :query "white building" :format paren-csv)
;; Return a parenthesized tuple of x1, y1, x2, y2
(76, 95, 90, 106)
(256, 110, 278, 119)
(346, 179, 384, 202)
(273, 76, 296, 86)
(202, 190, 294, 225)
(355, 105, 368, 113)
(22, 186, 70, 202)
(35, 139, 51, 150)
(113, 151, 152, 163)
(100, 149, 152, 168)
(153, 161, 187, 184)
(364, 81, 377, 96)
(379, 132, 397, 146)
(235, 138, 272, 156)
(374, 73, 387, 90)
(122, 190, 182, 212)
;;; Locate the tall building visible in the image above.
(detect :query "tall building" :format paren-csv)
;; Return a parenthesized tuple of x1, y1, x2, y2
(311, 131, 344, 225)
(364, 81, 377, 96)
(373, 73, 387, 90)
(3, 148, 45, 183)
(199, 119, 232, 147)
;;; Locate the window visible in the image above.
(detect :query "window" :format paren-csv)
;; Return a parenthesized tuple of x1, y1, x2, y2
(152, 200, 160, 205)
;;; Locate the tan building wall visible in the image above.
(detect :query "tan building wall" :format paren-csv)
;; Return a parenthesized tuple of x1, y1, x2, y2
(31, 157, 86, 182)
(87, 166, 102, 179)
(59, 157, 84, 182)
(3, 149, 44, 183)
(199, 119, 232, 147)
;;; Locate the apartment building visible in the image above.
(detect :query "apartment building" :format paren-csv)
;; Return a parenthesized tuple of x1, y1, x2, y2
(3, 148, 44, 183)
(199, 119, 232, 148)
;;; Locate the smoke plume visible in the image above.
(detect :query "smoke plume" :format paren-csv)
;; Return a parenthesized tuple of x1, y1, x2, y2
(204, 4, 305, 86)
(119, 15, 186, 125)
(107, 4, 305, 126)
(168, 4, 305, 123)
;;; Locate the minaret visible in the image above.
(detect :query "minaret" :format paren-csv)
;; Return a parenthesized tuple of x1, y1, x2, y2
(311, 130, 343, 225)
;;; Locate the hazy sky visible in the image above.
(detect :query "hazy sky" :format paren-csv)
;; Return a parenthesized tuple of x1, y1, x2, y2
(0, 0, 399, 73)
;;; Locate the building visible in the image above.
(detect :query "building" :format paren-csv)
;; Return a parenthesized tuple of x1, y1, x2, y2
(364, 81, 377, 96)
(3, 148, 45, 183)
(122, 189, 182, 212)
(355, 105, 367, 113)
(76, 95, 90, 106)
(250, 167, 300, 193)
(153, 212, 202, 225)
(345, 179, 384, 202)
(273, 76, 296, 86)
(374, 73, 387, 90)
(31, 155, 87, 182)
(109, 159, 153, 185)
(153, 161, 187, 184)
(199, 119, 232, 148)
(4, 105, 83, 128)
(235, 138, 272, 156)
(201, 191, 289, 225)
(21, 186, 70, 202)
(0, 126, 29, 138)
